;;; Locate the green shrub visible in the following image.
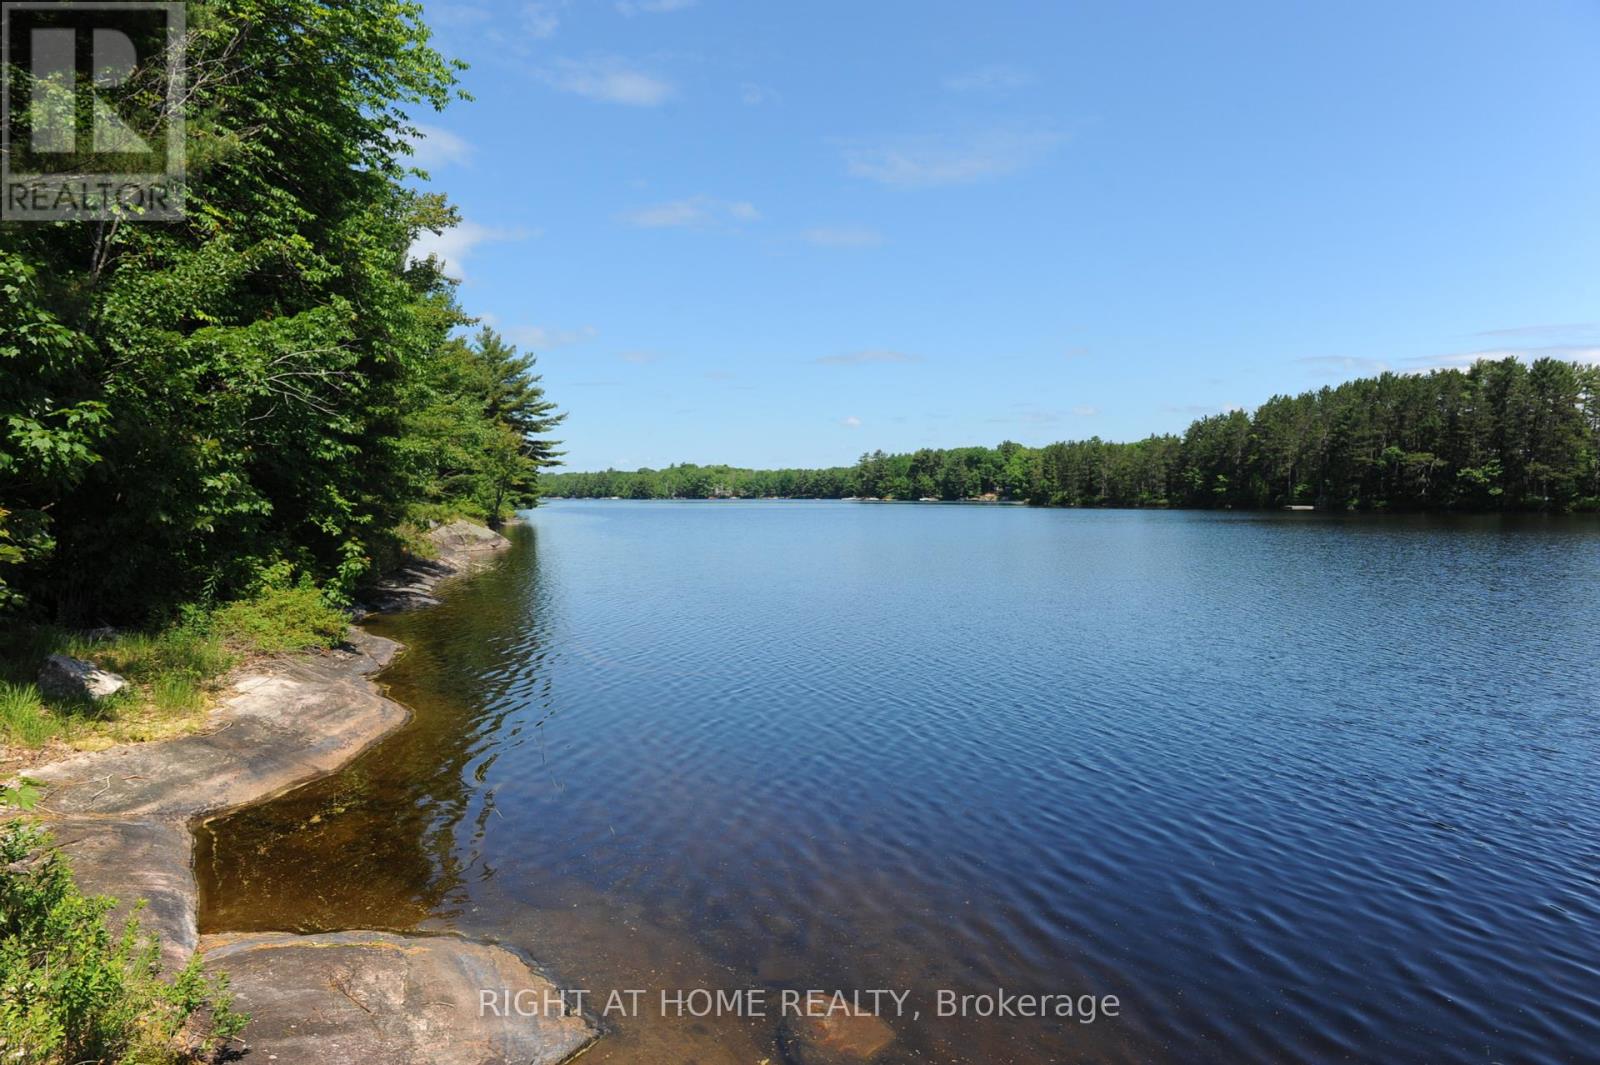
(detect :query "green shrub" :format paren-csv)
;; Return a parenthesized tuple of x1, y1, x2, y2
(210, 583, 348, 654)
(0, 684, 55, 747)
(0, 821, 246, 1063)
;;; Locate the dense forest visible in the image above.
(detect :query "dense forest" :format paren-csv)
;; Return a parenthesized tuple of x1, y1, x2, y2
(547, 357, 1600, 511)
(1, 0, 560, 624)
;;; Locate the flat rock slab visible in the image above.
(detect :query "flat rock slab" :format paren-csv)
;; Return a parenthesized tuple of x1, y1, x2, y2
(43, 817, 199, 971)
(32, 631, 402, 821)
(201, 931, 595, 1065)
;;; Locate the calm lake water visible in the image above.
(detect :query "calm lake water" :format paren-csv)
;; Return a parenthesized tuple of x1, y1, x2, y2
(197, 501, 1600, 1064)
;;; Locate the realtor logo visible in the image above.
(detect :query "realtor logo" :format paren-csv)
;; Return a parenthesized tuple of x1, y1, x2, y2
(1, 1, 184, 221)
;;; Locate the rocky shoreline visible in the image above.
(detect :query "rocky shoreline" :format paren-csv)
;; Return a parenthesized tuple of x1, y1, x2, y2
(26, 521, 597, 1065)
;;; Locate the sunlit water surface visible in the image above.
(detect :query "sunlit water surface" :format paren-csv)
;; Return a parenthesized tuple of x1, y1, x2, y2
(197, 502, 1600, 1064)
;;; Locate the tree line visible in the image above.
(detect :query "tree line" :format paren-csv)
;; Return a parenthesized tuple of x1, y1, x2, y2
(1, 0, 561, 624)
(547, 357, 1600, 511)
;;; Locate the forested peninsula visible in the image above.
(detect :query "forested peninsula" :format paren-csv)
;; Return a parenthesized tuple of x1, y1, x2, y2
(548, 357, 1600, 511)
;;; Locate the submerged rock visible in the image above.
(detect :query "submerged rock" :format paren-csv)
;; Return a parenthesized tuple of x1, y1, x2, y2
(781, 1000, 896, 1065)
(200, 930, 596, 1065)
(38, 653, 128, 703)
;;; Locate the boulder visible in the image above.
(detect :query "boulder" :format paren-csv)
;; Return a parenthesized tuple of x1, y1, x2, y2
(781, 1001, 896, 1065)
(38, 654, 128, 703)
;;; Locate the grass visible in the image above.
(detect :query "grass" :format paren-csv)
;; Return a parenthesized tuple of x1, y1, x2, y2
(151, 674, 205, 716)
(0, 683, 57, 747)
(0, 582, 351, 754)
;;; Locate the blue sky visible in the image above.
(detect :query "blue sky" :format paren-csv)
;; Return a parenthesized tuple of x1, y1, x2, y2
(409, 0, 1600, 471)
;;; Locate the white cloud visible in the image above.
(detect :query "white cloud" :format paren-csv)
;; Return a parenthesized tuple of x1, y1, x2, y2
(622, 196, 759, 228)
(1404, 345, 1600, 371)
(430, 3, 494, 29)
(1474, 322, 1599, 339)
(802, 226, 883, 248)
(409, 221, 531, 281)
(1163, 403, 1244, 416)
(406, 123, 472, 169)
(1070, 404, 1099, 417)
(944, 64, 1033, 93)
(844, 125, 1063, 187)
(1296, 345, 1600, 379)
(540, 57, 674, 106)
(839, 415, 863, 428)
(740, 82, 776, 106)
(522, 1, 564, 38)
(618, 350, 659, 364)
(616, 0, 695, 13)
(814, 349, 919, 366)
(1295, 355, 1390, 377)
(500, 323, 599, 350)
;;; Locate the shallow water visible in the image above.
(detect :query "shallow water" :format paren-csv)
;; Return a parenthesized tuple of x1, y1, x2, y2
(196, 502, 1600, 1063)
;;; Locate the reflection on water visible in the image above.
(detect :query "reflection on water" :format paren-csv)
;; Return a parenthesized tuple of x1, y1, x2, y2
(198, 503, 1600, 1064)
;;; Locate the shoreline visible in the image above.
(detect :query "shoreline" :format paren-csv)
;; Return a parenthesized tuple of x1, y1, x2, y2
(24, 519, 597, 1064)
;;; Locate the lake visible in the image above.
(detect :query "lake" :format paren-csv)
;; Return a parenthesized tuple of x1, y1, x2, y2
(196, 501, 1600, 1064)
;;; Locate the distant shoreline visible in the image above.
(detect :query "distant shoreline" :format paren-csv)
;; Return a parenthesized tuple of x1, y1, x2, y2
(545, 359, 1600, 514)
(541, 496, 1600, 517)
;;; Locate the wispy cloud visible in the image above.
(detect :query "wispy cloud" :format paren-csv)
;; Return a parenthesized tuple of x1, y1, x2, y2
(1404, 345, 1600, 371)
(1296, 343, 1600, 379)
(1163, 403, 1245, 416)
(406, 123, 472, 169)
(616, 0, 695, 13)
(944, 64, 1033, 93)
(429, 3, 494, 30)
(985, 402, 1097, 426)
(843, 124, 1063, 187)
(802, 226, 883, 248)
(618, 349, 659, 364)
(540, 56, 675, 106)
(622, 196, 759, 228)
(740, 82, 777, 106)
(814, 349, 920, 366)
(704, 369, 736, 381)
(1474, 322, 1600, 339)
(409, 221, 532, 282)
(1295, 355, 1390, 377)
(839, 415, 863, 428)
(499, 323, 599, 350)
(521, 1, 564, 38)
